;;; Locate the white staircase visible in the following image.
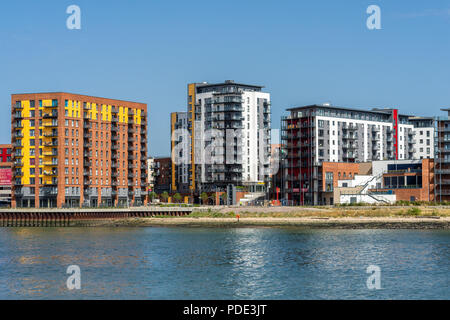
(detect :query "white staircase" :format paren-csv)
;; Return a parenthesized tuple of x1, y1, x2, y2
(239, 192, 266, 205)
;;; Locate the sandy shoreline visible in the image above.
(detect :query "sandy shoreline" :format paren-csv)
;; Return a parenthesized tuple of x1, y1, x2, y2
(72, 216, 450, 229)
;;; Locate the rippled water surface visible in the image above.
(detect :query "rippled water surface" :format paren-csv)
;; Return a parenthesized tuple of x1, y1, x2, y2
(0, 227, 448, 299)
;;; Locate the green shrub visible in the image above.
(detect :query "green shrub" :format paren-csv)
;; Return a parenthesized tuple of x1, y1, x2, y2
(407, 207, 421, 215)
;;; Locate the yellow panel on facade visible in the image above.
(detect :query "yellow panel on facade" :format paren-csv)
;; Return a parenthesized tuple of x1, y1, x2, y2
(21, 101, 31, 185)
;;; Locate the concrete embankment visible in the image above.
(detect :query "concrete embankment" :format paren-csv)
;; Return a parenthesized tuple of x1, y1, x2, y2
(84, 216, 450, 229)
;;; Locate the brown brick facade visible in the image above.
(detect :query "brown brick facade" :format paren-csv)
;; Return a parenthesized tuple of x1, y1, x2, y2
(11, 93, 148, 208)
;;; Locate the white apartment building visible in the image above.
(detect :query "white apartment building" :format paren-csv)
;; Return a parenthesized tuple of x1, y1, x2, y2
(172, 81, 271, 193)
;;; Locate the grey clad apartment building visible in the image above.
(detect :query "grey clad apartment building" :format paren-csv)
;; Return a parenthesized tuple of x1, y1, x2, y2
(281, 104, 434, 205)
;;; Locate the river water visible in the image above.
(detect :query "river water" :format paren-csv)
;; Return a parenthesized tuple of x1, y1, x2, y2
(0, 227, 448, 299)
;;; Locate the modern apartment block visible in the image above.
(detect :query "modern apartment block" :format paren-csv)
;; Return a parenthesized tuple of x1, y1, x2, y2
(153, 157, 171, 194)
(171, 111, 191, 194)
(171, 80, 271, 196)
(435, 108, 450, 202)
(11, 93, 148, 208)
(281, 104, 434, 205)
(0, 144, 12, 207)
(147, 157, 156, 192)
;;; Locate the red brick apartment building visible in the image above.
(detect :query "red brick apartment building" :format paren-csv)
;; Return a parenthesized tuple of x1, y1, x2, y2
(0, 144, 12, 207)
(154, 157, 171, 194)
(11, 93, 148, 208)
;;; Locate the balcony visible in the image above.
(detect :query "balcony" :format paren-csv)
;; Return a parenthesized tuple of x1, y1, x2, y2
(342, 124, 358, 131)
(111, 125, 119, 131)
(43, 121, 58, 127)
(12, 131, 23, 138)
(43, 170, 58, 176)
(14, 171, 24, 177)
(14, 160, 23, 166)
(43, 103, 58, 108)
(43, 161, 58, 167)
(13, 141, 23, 148)
(43, 151, 58, 157)
(111, 144, 119, 150)
(13, 123, 23, 129)
(14, 103, 23, 109)
(13, 112, 23, 119)
(84, 161, 92, 167)
(342, 143, 357, 150)
(43, 141, 58, 147)
(111, 116, 119, 123)
(342, 134, 357, 140)
(343, 152, 356, 159)
(14, 152, 23, 157)
(43, 132, 58, 137)
(43, 112, 58, 118)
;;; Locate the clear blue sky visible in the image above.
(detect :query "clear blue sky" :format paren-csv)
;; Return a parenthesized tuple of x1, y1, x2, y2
(1, 0, 449, 156)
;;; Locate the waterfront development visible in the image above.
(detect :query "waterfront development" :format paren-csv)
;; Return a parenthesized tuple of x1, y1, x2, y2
(0, 227, 448, 299)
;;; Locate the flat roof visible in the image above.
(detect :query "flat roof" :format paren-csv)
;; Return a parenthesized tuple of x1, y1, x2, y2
(195, 80, 264, 89)
(287, 104, 414, 117)
(11, 92, 146, 105)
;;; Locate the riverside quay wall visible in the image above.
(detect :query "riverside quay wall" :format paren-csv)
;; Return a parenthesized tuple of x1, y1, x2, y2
(0, 207, 192, 227)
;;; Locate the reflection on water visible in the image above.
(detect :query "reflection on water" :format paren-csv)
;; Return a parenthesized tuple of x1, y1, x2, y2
(0, 227, 448, 299)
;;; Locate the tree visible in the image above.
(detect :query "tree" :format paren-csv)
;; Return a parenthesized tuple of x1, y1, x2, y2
(173, 193, 182, 203)
(149, 191, 157, 202)
(200, 192, 208, 205)
(209, 194, 217, 206)
(161, 191, 169, 203)
(220, 193, 228, 205)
